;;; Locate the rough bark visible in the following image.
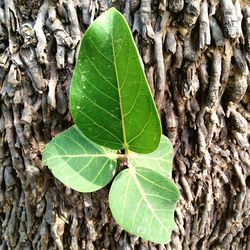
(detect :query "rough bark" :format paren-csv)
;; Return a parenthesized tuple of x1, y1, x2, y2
(0, 0, 249, 249)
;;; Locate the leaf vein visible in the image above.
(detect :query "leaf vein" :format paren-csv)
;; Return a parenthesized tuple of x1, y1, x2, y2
(89, 37, 114, 64)
(124, 76, 142, 118)
(83, 42, 118, 90)
(78, 110, 123, 143)
(136, 171, 177, 196)
(121, 172, 131, 224)
(127, 111, 152, 144)
(83, 94, 120, 121)
(76, 76, 119, 103)
(131, 170, 168, 234)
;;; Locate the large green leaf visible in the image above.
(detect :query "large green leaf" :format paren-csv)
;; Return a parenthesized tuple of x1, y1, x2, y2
(42, 125, 117, 192)
(130, 135, 173, 177)
(70, 8, 161, 153)
(109, 166, 180, 244)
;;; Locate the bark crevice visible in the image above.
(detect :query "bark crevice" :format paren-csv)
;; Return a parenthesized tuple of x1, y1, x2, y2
(0, 0, 249, 249)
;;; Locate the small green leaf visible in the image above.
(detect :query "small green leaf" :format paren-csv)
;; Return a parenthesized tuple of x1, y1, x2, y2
(42, 125, 117, 192)
(130, 135, 173, 177)
(109, 166, 180, 244)
(70, 8, 161, 153)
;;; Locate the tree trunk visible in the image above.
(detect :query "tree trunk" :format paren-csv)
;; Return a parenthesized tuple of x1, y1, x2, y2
(0, 0, 249, 249)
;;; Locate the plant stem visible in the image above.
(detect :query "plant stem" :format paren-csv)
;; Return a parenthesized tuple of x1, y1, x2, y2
(125, 147, 129, 155)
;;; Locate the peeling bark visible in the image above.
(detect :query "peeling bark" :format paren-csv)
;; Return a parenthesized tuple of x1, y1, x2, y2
(0, 0, 250, 249)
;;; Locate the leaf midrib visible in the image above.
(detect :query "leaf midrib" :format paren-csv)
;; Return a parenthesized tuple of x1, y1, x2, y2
(111, 14, 128, 152)
(130, 167, 168, 234)
(43, 153, 117, 162)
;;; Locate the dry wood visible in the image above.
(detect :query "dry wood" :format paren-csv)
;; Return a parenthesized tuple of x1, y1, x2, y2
(0, 0, 249, 249)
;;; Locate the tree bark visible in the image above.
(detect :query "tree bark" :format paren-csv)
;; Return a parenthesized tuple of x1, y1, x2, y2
(0, 0, 250, 249)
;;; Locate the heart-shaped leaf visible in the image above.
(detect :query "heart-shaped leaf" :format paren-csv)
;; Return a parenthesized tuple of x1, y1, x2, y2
(130, 135, 173, 177)
(42, 126, 117, 192)
(109, 166, 180, 244)
(70, 8, 161, 153)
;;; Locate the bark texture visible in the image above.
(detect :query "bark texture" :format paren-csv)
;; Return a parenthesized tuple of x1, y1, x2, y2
(0, 0, 250, 249)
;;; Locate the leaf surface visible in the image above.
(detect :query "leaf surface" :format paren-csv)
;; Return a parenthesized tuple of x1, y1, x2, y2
(42, 126, 117, 192)
(109, 166, 180, 244)
(70, 8, 161, 153)
(130, 135, 173, 177)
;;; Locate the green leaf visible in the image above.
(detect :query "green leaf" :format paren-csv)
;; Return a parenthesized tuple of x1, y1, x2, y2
(42, 125, 117, 192)
(70, 7, 161, 153)
(109, 166, 180, 244)
(129, 135, 173, 177)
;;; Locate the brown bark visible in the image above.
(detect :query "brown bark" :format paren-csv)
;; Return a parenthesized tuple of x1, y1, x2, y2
(0, 0, 249, 249)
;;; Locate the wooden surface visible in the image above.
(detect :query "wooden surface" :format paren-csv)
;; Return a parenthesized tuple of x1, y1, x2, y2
(0, 0, 249, 249)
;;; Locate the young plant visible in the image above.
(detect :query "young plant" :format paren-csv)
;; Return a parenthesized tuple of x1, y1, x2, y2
(43, 8, 180, 244)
